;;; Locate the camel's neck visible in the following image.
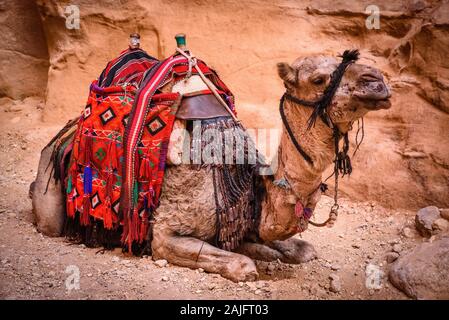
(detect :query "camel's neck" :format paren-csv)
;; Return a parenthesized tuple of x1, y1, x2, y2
(273, 99, 336, 205)
(257, 99, 340, 241)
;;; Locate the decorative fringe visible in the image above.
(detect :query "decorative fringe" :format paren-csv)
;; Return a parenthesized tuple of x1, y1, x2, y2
(66, 196, 75, 218)
(206, 117, 265, 251)
(81, 195, 91, 226)
(139, 156, 151, 180)
(103, 198, 113, 229)
(110, 141, 118, 170)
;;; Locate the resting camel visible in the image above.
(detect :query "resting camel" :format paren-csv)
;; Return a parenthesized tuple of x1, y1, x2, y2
(32, 51, 391, 282)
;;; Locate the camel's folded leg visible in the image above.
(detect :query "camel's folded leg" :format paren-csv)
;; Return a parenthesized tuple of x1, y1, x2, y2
(235, 242, 283, 262)
(152, 229, 259, 282)
(236, 238, 317, 264)
(267, 237, 317, 264)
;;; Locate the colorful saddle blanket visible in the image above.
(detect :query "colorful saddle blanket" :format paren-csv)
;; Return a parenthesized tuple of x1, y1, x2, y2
(63, 48, 239, 251)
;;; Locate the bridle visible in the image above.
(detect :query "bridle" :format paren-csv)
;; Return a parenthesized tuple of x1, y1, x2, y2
(279, 49, 360, 227)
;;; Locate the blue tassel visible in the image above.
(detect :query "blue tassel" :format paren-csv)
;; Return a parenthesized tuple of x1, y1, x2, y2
(83, 166, 92, 194)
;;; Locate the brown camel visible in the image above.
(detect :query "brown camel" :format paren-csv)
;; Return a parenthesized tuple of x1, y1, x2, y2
(31, 53, 391, 282)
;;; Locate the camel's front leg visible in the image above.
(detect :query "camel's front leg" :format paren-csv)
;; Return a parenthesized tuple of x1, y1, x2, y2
(236, 238, 317, 264)
(267, 237, 317, 264)
(152, 228, 258, 282)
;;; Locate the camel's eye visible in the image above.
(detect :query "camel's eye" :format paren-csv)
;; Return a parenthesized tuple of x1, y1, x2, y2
(311, 75, 326, 85)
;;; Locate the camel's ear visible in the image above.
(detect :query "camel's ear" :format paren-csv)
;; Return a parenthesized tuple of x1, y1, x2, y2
(277, 62, 296, 86)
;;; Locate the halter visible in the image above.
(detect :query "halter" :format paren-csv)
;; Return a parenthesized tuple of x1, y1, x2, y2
(279, 49, 360, 227)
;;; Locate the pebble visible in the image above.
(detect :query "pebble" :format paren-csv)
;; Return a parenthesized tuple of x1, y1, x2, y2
(392, 244, 402, 253)
(401, 227, 415, 238)
(154, 259, 168, 268)
(111, 256, 120, 263)
(386, 252, 400, 263)
(331, 264, 341, 271)
(432, 218, 449, 232)
(161, 276, 169, 282)
(329, 275, 341, 293)
(208, 283, 216, 290)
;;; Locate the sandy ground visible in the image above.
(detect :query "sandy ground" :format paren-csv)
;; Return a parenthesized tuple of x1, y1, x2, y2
(0, 98, 424, 300)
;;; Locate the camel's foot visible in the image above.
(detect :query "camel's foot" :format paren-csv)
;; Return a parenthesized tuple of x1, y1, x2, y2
(152, 229, 258, 282)
(268, 237, 317, 264)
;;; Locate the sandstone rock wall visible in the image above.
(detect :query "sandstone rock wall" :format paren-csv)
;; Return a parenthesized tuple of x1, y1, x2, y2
(5, 0, 449, 209)
(0, 0, 49, 100)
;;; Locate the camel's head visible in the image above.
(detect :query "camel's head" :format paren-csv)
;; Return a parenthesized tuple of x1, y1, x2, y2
(277, 54, 391, 130)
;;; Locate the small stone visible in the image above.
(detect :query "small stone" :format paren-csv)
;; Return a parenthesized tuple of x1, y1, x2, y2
(254, 289, 262, 295)
(352, 244, 361, 249)
(440, 209, 449, 221)
(197, 268, 204, 273)
(331, 264, 341, 271)
(154, 259, 168, 268)
(401, 227, 416, 239)
(87, 273, 93, 277)
(161, 276, 169, 282)
(208, 283, 216, 290)
(415, 206, 441, 237)
(266, 264, 275, 272)
(112, 256, 119, 263)
(392, 244, 402, 253)
(329, 276, 341, 293)
(195, 290, 203, 294)
(386, 252, 400, 263)
(432, 218, 449, 232)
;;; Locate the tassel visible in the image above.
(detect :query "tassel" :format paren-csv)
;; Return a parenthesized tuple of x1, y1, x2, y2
(83, 166, 92, 194)
(103, 198, 113, 229)
(102, 172, 114, 229)
(295, 200, 304, 218)
(110, 141, 118, 170)
(81, 195, 91, 226)
(81, 166, 92, 226)
(139, 156, 151, 180)
(66, 195, 75, 218)
(131, 207, 140, 244)
(66, 175, 72, 194)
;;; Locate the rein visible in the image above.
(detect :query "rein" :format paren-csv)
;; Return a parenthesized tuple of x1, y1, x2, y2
(279, 49, 360, 228)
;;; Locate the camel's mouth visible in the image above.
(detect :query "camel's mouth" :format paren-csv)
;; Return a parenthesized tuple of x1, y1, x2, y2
(352, 94, 392, 110)
(352, 74, 392, 110)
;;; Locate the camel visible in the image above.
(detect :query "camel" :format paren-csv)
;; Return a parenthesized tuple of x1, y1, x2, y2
(31, 52, 391, 282)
